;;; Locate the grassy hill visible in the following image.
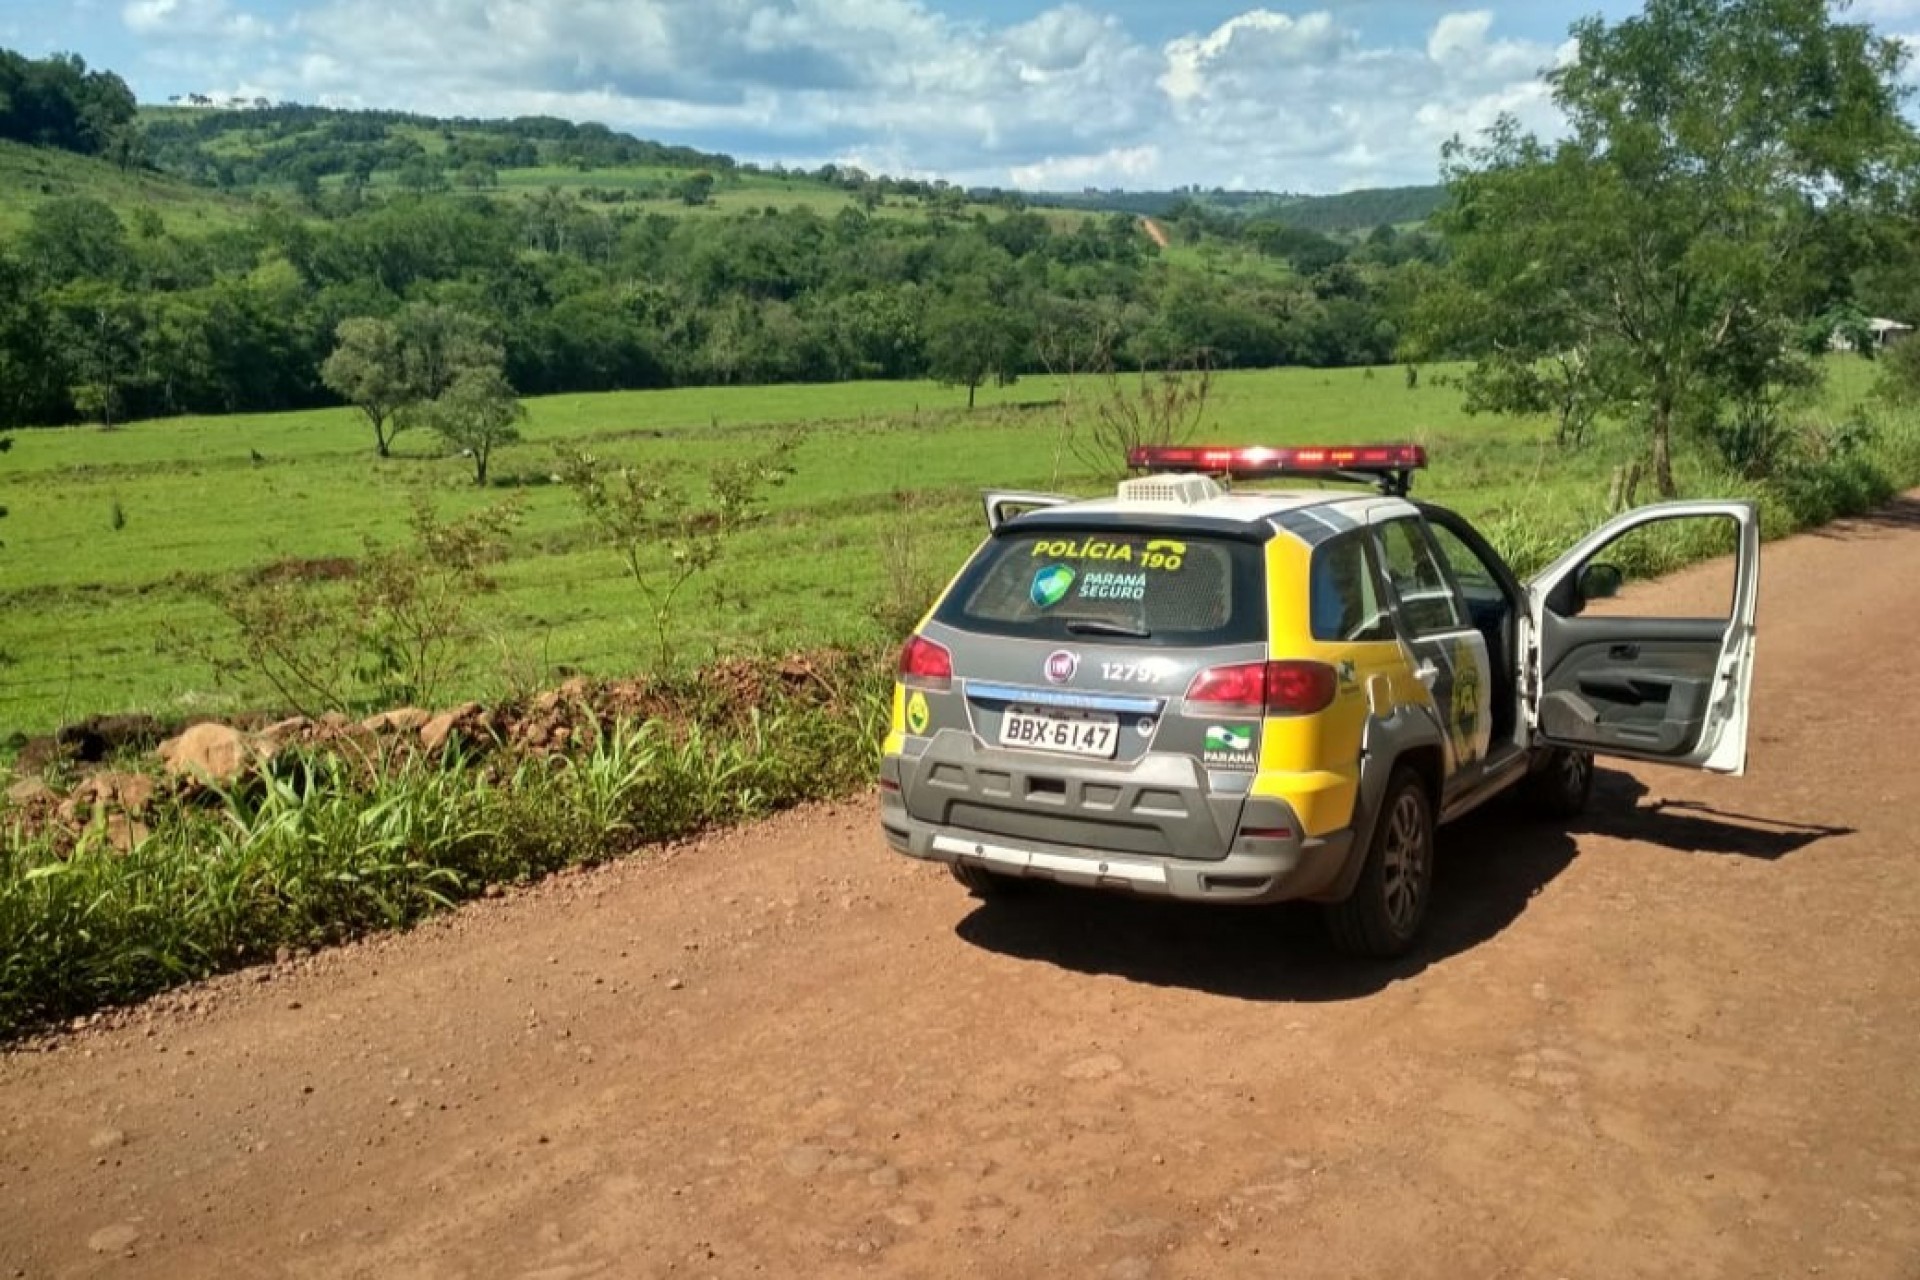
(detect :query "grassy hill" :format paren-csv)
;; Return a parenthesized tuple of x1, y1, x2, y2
(0, 138, 255, 238)
(1024, 184, 1448, 235)
(131, 104, 991, 224)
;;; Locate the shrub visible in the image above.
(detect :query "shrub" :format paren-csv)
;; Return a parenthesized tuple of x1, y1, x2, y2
(0, 647, 892, 1038)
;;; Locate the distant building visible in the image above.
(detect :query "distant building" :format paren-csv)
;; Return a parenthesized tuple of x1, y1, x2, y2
(1831, 317, 1913, 352)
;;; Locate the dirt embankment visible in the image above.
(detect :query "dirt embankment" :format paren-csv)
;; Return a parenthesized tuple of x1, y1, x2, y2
(4, 498, 1920, 1278)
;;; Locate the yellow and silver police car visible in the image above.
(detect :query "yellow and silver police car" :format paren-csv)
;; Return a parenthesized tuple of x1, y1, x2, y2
(879, 444, 1760, 957)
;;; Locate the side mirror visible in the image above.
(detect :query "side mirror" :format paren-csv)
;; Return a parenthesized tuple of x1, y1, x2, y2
(1576, 562, 1624, 610)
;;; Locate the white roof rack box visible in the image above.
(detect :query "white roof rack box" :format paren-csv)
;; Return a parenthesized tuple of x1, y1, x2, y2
(1114, 473, 1226, 506)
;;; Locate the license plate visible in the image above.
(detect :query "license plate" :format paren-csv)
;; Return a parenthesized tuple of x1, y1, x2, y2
(998, 707, 1119, 758)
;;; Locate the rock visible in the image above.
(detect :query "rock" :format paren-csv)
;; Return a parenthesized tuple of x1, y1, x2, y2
(87, 1127, 127, 1152)
(258, 716, 313, 752)
(420, 703, 483, 753)
(102, 812, 151, 853)
(360, 708, 430, 735)
(315, 711, 352, 737)
(80, 771, 157, 816)
(781, 1145, 831, 1177)
(86, 1222, 141, 1253)
(1060, 1053, 1125, 1081)
(5, 778, 56, 808)
(157, 723, 261, 783)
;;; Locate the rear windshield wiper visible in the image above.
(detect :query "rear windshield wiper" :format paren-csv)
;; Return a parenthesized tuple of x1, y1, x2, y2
(1064, 617, 1152, 639)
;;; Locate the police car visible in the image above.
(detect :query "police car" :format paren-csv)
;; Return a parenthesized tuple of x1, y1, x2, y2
(879, 444, 1760, 957)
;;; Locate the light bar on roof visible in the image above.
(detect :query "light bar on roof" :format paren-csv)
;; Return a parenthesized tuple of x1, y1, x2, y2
(1128, 443, 1428, 495)
(1128, 444, 1427, 473)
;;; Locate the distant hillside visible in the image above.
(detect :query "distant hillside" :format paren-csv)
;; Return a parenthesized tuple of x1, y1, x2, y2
(0, 137, 253, 237)
(1024, 184, 1447, 234)
(139, 103, 740, 191)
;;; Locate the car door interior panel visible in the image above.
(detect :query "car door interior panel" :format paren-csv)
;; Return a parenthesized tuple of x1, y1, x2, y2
(1536, 614, 1726, 757)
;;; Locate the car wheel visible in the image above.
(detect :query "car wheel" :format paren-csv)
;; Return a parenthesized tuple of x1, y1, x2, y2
(1521, 747, 1594, 819)
(951, 861, 1026, 898)
(1323, 766, 1434, 959)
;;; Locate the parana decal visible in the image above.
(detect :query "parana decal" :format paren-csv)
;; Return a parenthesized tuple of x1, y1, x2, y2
(906, 690, 931, 735)
(1205, 725, 1254, 753)
(1030, 563, 1077, 608)
(1203, 723, 1257, 769)
(1077, 571, 1146, 601)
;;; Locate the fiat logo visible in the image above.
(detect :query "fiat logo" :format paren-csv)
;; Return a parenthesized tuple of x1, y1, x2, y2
(1044, 650, 1079, 684)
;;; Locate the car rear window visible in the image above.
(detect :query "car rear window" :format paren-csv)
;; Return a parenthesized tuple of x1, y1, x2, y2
(934, 528, 1267, 648)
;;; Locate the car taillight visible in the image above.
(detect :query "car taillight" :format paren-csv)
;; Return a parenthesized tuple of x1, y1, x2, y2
(1185, 660, 1336, 715)
(898, 634, 953, 689)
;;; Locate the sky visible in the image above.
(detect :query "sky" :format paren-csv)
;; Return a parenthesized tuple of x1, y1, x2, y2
(3, 0, 1918, 193)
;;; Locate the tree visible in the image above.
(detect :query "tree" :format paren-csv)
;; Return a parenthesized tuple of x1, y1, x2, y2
(320, 316, 409, 456)
(1409, 0, 1919, 496)
(320, 305, 502, 457)
(0, 251, 60, 430)
(24, 196, 130, 285)
(924, 280, 1030, 409)
(675, 171, 716, 206)
(50, 280, 145, 429)
(423, 365, 523, 485)
(395, 302, 502, 404)
(556, 430, 801, 668)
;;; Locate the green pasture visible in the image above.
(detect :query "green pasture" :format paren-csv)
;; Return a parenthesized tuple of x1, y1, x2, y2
(0, 140, 254, 238)
(0, 359, 1894, 740)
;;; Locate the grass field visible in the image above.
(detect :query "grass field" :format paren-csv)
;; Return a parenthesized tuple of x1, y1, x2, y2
(0, 360, 1896, 741)
(0, 140, 256, 238)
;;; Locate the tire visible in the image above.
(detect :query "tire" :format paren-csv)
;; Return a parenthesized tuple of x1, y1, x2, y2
(951, 861, 1027, 899)
(1520, 747, 1594, 820)
(1323, 766, 1435, 959)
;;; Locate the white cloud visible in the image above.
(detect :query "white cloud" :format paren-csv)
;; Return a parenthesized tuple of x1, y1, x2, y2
(123, 0, 271, 40)
(1152, 9, 1561, 190)
(112, 0, 1575, 192)
(1161, 11, 1349, 102)
(1009, 143, 1160, 188)
(1850, 0, 1920, 19)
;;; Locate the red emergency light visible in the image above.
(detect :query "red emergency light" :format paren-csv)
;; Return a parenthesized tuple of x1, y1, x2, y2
(1128, 443, 1428, 495)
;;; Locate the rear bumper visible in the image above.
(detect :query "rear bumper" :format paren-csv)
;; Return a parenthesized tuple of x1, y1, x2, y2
(879, 773, 1356, 905)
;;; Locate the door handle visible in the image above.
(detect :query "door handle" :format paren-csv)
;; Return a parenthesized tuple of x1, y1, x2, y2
(1608, 643, 1640, 660)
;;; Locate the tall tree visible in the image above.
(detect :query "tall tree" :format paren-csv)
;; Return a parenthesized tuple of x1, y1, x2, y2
(1409, 0, 1919, 496)
(319, 316, 409, 456)
(0, 251, 60, 429)
(423, 365, 524, 486)
(925, 279, 1030, 409)
(50, 280, 145, 429)
(320, 304, 502, 456)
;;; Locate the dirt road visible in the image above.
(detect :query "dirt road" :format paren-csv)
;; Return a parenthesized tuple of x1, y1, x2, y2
(6, 500, 1920, 1280)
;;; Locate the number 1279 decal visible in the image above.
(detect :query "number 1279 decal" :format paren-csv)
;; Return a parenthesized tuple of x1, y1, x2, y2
(1101, 661, 1168, 684)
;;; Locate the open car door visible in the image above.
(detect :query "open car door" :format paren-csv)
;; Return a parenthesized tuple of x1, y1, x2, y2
(982, 490, 1070, 532)
(1523, 501, 1759, 775)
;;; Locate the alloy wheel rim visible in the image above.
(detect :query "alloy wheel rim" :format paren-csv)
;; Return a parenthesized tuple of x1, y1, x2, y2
(1380, 791, 1429, 932)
